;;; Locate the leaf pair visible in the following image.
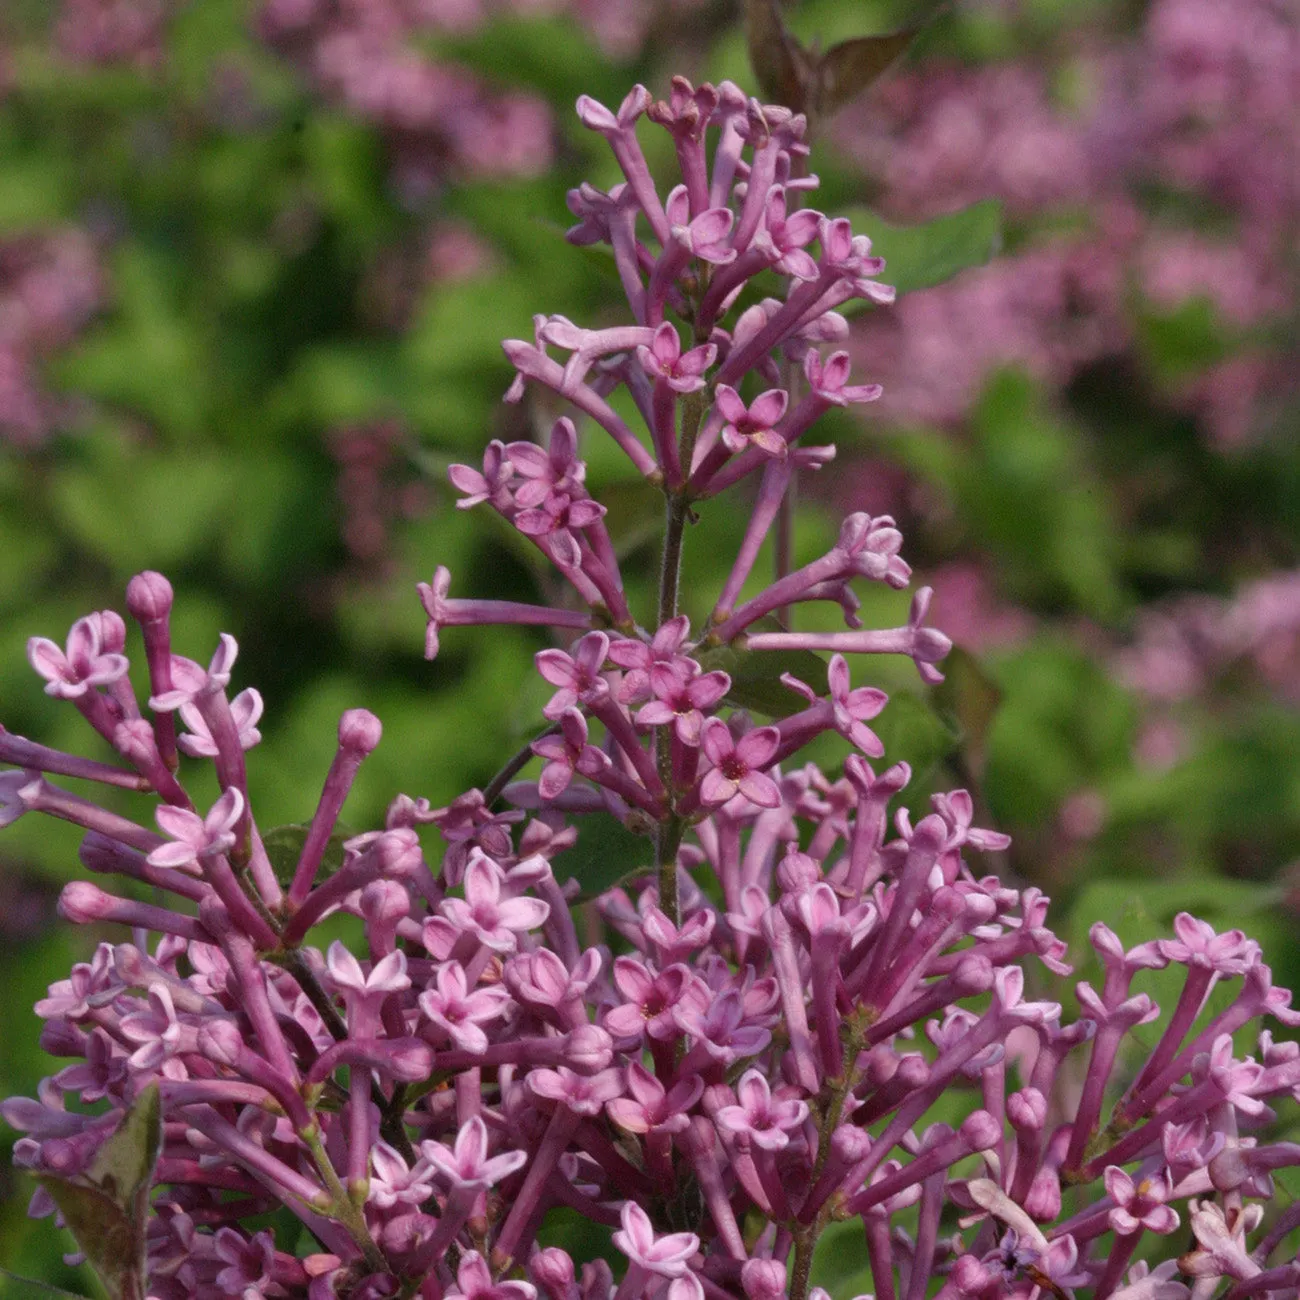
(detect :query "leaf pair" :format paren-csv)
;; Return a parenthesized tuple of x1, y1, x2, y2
(745, 0, 938, 121)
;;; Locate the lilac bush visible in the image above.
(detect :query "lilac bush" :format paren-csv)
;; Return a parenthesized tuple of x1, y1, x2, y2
(841, 0, 1300, 450)
(4, 79, 1300, 1300)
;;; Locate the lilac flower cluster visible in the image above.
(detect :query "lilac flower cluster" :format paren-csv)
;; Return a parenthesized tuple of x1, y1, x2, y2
(5, 80, 1300, 1300)
(254, 0, 705, 208)
(0, 228, 105, 446)
(256, 0, 555, 203)
(838, 0, 1300, 448)
(50, 0, 169, 68)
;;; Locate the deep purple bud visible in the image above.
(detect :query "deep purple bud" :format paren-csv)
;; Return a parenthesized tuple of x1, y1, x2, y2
(741, 1259, 787, 1300)
(530, 1247, 577, 1300)
(198, 1018, 245, 1067)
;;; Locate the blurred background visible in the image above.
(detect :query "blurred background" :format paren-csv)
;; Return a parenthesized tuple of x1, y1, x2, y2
(0, 0, 1297, 1289)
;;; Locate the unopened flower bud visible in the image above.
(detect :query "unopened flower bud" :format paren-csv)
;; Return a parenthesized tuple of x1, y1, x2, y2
(198, 1019, 245, 1067)
(360, 880, 409, 928)
(960, 1110, 1003, 1152)
(339, 708, 382, 755)
(565, 1025, 614, 1073)
(741, 1259, 787, 1300)
(58, 881, 114, 925)
(126, 571, 174, 624)
(776, 849, 819, 895)
(530, 1246, 577, 1300)
(374, 828, 423, 879)
(383, 1039, 436, 1082)
(1007, 1088, 1048, 1132)
(96, 611, 128, 655)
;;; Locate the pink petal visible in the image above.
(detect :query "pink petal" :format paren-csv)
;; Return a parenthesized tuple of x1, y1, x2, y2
(782, 209, 821, 245)
(327, 940, 366, 992)
(735, 726, 780, 767)
(26, 637, 69, 684)
(700, 769, 737, 806)
(155, 804, 205, 845)
(538, 762, 574, 800)
(713, 385, 747, 423)
(535, 650, 577, 688)
(146, 842, 199, 870)
(497, 896, 551, 933)
(738, 772, 781, 808)
(749, 428, 787, 459)
(748, 389, 789, 427)
(699, 718, 733, 765)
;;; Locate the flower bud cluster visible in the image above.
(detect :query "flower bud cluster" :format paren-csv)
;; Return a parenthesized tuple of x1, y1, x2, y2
(5, 80, 1300, 1300)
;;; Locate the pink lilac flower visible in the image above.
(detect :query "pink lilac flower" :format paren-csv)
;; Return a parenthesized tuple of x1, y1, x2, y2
(146, 788, 244, 871)
(27, 616, 130, 700)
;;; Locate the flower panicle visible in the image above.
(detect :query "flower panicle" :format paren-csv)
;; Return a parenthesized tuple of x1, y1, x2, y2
(4, 78, 1300, 1300)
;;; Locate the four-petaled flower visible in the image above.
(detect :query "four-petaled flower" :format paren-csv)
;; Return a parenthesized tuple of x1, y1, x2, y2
(27, 616, 129, 700)
(803, 349, 883, 406)
(1104, 1166, 1180, 1236)
(715, 385, 789, 459)
(421, 1116, 528, 1192)
(635, 661, 731, 746)
(700, 720, 781, 809)
(673, 988, 772, 1065)
(449, 441, 515, 511)
(535, 632, 611, 719)
(213, 1227, 274, 1296)
(613, 1201, 699, 1278)
(531, 708, 611, 799)
(1159, 913, 1258, 975)
(605, 958, 706, 1043)
(609, 617, 690, 703)
(607, 1061, 703, 1135)
(715, 1069, 810, 1150)
(119, 985, 182, 1072)
(147, 787, 244, 872)
(636, 323, 717, 394)
(418, 961, 511, 1053)
(177, 687, 263, 757)
(368, 1141, 436, 1210)
(440, 854, 551, 952)
(826, 655, 887, 756)
(507, 418, 586, 508)
(753, 187, 821, 279)
(529, 1066, 625, 1117)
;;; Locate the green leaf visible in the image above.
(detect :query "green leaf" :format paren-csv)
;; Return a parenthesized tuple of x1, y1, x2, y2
(86, 1080, 162, 1201)
(554, 815, 654, 900)
(1135, 295, 1231, 381)
(699, 639, 828, 716)
(592, 478, 665, 560)
(0, 1267, 89, 1298)
(809, 1218, 873, 1299)
(932, 647, 1002, 773)
(261, 823, 353, 893)
(873, 689, 961, 780)
(812, 29, 917, 115)
(745, 0, 814, 113)
(843, 200, 1003, 300)
(0, 152, 71, 233)
(37, 1083, 161, 1300)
